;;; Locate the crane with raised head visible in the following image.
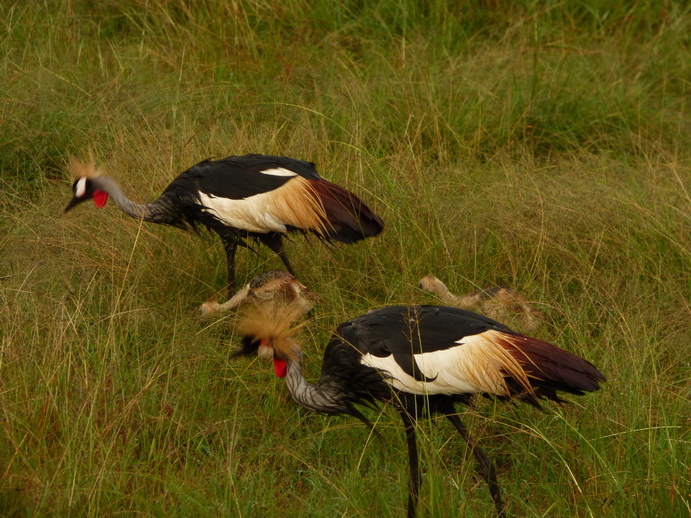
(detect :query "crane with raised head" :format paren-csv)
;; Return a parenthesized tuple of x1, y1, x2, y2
(65, 154, 383, 295)
(239, 303, 604, 517)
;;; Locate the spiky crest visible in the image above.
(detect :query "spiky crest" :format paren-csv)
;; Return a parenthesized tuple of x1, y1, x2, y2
(67, 152, 104, 180)
(237, 301, 308, 361)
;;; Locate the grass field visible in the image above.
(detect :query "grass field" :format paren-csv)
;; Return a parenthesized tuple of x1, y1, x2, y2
(1, 1, 689, 516)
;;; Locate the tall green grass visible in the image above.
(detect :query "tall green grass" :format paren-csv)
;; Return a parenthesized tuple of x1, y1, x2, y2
(1, 1, 689, 516)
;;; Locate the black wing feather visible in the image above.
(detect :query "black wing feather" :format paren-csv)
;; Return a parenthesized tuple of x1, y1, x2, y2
(149, 154, 327, 243)
(338, 305, 512, 356)
(336, 305, 513, 381)
(169, 154, 322, 201)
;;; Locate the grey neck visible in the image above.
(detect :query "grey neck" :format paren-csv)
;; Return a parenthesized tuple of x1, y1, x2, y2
(284, 352, 345, 414)
(93, 176, 150, 220)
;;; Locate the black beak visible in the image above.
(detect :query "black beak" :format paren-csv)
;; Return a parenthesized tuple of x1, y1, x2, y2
(231, 336, 261, 357)
(64, 196, 82, 214)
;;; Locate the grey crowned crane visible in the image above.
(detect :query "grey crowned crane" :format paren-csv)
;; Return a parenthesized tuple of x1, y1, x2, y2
(64, 154, 383, 294)
(238, 304, 604, 517)
(200, 270, 319, 317)
(419, 274, 544, 333)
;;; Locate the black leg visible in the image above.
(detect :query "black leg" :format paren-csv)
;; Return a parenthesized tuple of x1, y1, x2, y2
(222, 238, 237, 297)
(445, 412, 505, 517)
(399, 410, 420, 518)
(258, 233, 296, 276)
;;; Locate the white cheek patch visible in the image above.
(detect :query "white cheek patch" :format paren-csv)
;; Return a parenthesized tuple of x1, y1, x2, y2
(258, 344, 275, 359)
(75, 177, 87, 198)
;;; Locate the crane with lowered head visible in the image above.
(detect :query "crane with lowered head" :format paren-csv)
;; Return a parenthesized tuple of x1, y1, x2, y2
(238, 302, 605, 517)
(65, 154, 383, 295)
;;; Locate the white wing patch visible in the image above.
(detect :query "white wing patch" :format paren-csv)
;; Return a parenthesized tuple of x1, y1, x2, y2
(199, 190, 292, 232)
(360, 332, 522, 396)
(259, 168, 298, 177)
(197, 176, 328, 234)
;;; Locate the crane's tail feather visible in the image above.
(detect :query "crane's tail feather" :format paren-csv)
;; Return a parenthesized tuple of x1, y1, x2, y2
(493, 331, 605, 404)
(310, 179, 384, 243)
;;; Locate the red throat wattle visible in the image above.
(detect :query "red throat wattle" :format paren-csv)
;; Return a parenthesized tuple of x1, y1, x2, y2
(273, 358, 287, 378)
(93, 190, 108, 208)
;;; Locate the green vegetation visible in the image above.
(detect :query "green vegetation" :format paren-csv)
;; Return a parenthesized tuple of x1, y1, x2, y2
(1, 1, 689, 516)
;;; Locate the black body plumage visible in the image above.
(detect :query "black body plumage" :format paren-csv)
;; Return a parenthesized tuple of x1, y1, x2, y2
(65, 153, 383, 292)
(241, 304, 605, 517)
(169, 155, 317, 204)
(140, 155, 326, 234)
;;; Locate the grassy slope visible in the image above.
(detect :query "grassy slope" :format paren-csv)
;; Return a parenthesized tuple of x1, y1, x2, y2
(1, 1, 689, 516)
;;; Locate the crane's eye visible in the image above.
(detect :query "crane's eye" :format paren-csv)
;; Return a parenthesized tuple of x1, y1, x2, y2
(75, 177, 88, 198)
